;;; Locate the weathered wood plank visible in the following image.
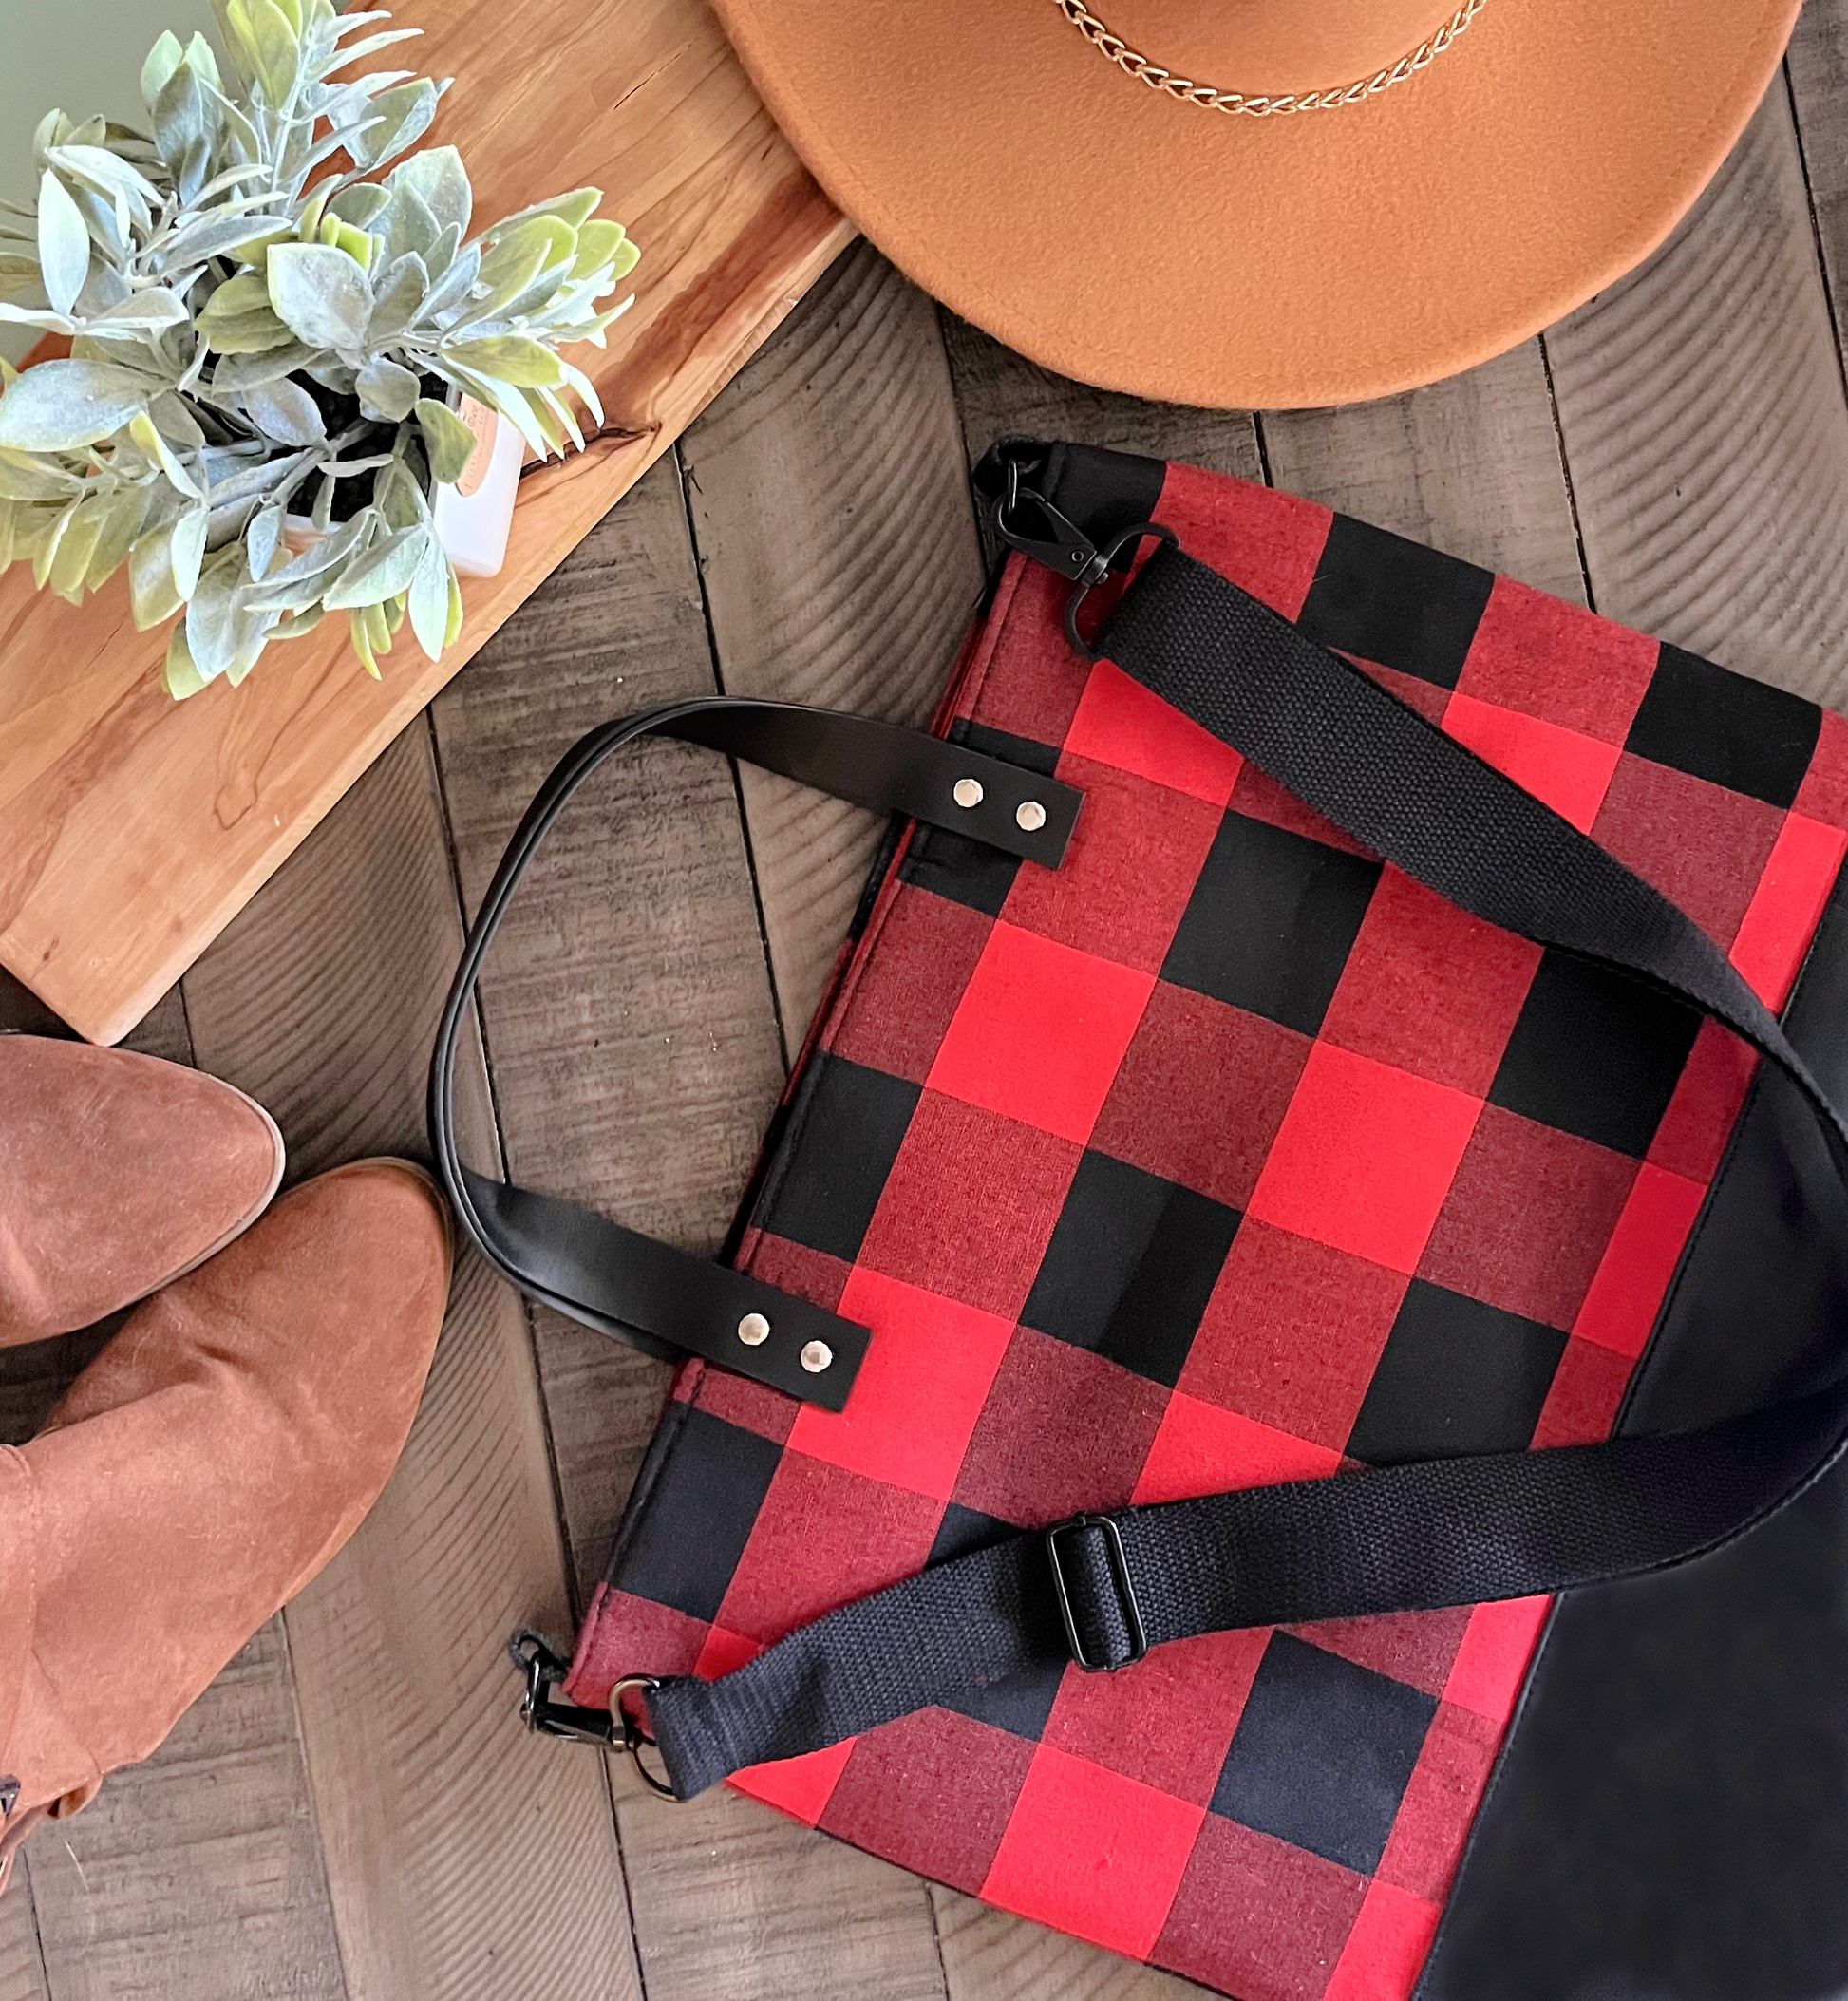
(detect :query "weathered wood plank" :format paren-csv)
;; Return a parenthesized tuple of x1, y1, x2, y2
(931, 1889, 1201, 2001)
(179, 726, 639, 2001)
(1548, 83, 1848, 706)
(27, 1621, 345, 2001)
(619, 1788, 949, 2001)
(682, 242, 985, 1049)
(0, 1875, 45, 2001)
(430, 456, 782, 1608)
(1262, 344, 1586, 603)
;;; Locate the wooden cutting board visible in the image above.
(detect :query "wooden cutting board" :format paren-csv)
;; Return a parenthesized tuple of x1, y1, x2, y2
(0, 0, 851, 1045)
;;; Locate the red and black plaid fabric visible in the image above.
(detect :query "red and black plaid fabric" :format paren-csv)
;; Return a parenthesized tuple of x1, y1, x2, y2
(565, 457, 1848, 2000)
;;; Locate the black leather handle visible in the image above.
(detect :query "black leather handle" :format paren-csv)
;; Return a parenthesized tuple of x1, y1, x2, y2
(428, 695, 1083, 1408)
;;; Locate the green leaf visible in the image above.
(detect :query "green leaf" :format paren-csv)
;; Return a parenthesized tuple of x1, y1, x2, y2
(129, 410, 201, 499)
(415, 396, 476, 484)
(266, 241, 369, 349)
(171, 503, 208, 598)
(0, 451, 77, 502)
(442, 335, 561, 388)
(406, 534, 449, 659)
(241, 375, 325, 446)
(498, 186, 600, 234)
(364, 254, 426, 345)
(141, 29, 186, 106)
(0, 359, 148, 451)
(182, 31, 220, 89)
(444, 564, 463, 648)
(243, 0, 299, 100)
(129, 519, 183, 627)
(571, 219, 628, 281)
(164, 623, 209, 699)
(348, 604, 379, 677)
(199, 308, 296, 355)
(246, 501, 285, 579)
(387, 144, 469, 239)
(323, 523, 428, 608)
(330, 184, 389, 229)
(356, 355, 419, 423)
(87, 483, 150, 588)
(47, 500, 103, 601)
(472, 217, 573, 311)
(36, 170, 89, 319)
(200, 271, 271, 324)
(349, 79, 441, 172)
(378, 182, 438, 268)
(268, 603, 323, 641)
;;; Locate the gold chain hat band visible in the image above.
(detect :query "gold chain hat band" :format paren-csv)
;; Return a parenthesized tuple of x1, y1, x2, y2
(1051, 0, 1488, 117)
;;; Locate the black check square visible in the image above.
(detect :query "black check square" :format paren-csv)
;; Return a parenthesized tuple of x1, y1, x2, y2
(1624, 643, 1820, 809)
(939, 1656, 1066, 1741)
(1211, 1632, 1437, 1875)
(758, 1054, 920, 1262)
(1162, 812, 1383, 1036)
(613, 1408, 783, 1624)
(1023, 1151, 1242, 1387)
(929, 1501, 1022, 1564)
(1488, 951, 1702, 1158)
(1295, 513, 1496, 691)
(1346, 1279, 1567, 1464)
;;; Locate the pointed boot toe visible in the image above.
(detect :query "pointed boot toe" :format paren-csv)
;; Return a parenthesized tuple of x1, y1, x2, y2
(0, 1036, 285, 1344)
(0, 1159, 449, 1861)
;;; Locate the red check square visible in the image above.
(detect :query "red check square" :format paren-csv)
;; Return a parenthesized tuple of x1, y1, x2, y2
(1729, 811, 1848, 1010)
(786, 1268, 1014, 1501)
(716, 1454, 942, 1644)
(730, 1740, 857, 1827)
(1374, 1702, 1501, 1903)
(1133, 1391, 1343, 1505)
(980, 1744, 1206, 1960)
(1571, 1162, 1707, 1359)
(1063, 658, 1245, 807)
(1160, 458, 1333, 620)
(1046, 1628, 1271, 1804)
(1323, 1880, 1443, 2001)
(1246, 1045, 1483, 1274)
(1454, 574, 1658, 744)
(1443, 1596, 1551, 1724)
(927, 920, 1155, 1143)
(1442, 691, 1620, 834)
(1593, 756, 1783, 949)
(1004, 754, 1223, 972)
(1182, 1220, 1408, 1450)
(1318, 867, 1539, 1098)
(1531, 1336, 1633, 1448)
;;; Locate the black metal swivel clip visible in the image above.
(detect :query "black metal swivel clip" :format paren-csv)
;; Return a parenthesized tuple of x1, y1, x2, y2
(509, 1630, 675, 1797)
(990, 456, 1179, 659)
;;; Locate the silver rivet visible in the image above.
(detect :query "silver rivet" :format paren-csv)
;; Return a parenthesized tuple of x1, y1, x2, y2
(737, 1312, 771, 1347)
(952, 777, 984, 809)
(800, 1340, 833, 1374)
(1015, 800, 1047, 832)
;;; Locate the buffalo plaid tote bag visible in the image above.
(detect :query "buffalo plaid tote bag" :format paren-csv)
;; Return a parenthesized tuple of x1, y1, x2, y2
(430, 439, 1848, 2001)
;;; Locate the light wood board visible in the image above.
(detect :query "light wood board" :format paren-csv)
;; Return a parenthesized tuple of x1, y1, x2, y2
(0, 0, 851, 1048)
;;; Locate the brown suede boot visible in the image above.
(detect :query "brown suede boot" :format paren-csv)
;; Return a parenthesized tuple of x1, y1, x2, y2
(0, 1159, 451, 1890)
(0, 1036, 285, 1344)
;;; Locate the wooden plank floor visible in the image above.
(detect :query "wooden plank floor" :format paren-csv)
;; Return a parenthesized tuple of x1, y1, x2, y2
(7, 35, 1848, 1997)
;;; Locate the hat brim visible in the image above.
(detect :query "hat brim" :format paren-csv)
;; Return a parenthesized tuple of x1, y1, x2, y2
(710, 0, 1801, 409)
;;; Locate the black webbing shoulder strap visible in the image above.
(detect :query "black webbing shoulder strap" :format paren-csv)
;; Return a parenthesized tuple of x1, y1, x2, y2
(628, 442, 1848, 1801)
(428, 696, 1081, 1411)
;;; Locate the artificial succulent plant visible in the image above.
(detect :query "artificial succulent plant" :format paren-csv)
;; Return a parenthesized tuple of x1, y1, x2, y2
(0, 0, 639, 695)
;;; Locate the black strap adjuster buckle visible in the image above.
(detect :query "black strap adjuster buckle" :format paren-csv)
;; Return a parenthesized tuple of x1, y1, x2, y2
(1046, 1514, 1148, 1672)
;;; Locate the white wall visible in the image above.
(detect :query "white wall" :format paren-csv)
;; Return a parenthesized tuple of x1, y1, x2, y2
(0, 0, 216, 358)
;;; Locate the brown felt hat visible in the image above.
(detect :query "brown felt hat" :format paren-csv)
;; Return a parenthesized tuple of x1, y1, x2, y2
(710, 0, 1802, 408)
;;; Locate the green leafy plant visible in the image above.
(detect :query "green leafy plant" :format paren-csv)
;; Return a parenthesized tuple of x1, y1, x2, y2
(0, 0, 638, 694)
